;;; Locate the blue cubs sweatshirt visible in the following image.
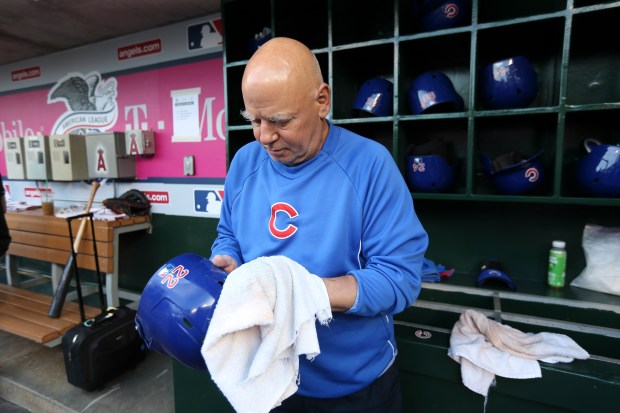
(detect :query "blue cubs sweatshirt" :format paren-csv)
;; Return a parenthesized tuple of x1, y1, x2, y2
(211, 122, 428, 398)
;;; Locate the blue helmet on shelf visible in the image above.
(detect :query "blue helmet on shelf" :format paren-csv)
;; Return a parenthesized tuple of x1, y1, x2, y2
(480, 56, 538, 109)
(576, 138, 620, 197)
(248, 27, 272, 53)
(406, 155, 457, 193)
(352, 77, 394, 117)
(135, 253, 228, 371)
(408, 71, 464, 115)
(480, 150, 545, 195)
(414, 0, 471, 32)
(405, 138, 458, 193)
(477, 259, 516, 290)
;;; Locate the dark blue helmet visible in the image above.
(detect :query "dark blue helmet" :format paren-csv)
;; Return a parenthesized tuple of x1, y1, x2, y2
(576, 139, 620, 197)
(406, 155, 457, 193)
(405, 139, 459, 192)
(480, 56, 538, 109)
(480, 150, 545, 195)
(353, 77, 394, 117)
(408, 71, 464, 115)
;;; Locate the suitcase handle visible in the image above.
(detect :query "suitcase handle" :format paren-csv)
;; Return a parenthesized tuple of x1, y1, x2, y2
(83, 307, 118, 327)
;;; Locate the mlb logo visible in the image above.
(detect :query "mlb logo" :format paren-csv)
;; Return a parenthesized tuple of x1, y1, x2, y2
(187, 19, 222, 51)
(157, 264, 174, 279)
(194, 190, 222, 214)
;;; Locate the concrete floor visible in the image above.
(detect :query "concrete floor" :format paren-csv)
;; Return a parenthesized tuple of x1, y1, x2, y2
(0, 266, 175, 413)
(0, 330, 174, 413)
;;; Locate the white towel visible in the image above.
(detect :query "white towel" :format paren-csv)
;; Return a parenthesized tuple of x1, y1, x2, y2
(448, 309, 589, 397)
(201, 256, 332, 413)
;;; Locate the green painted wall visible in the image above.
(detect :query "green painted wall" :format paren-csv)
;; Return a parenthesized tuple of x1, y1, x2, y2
(415, 199, 619, 284)
(116, 214, 220, 292)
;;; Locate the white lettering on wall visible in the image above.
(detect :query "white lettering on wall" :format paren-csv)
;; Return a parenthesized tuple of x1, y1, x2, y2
(200, 97, 226, 141)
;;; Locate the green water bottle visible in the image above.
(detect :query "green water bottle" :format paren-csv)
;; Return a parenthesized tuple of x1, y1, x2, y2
(548, 240, 567, 288)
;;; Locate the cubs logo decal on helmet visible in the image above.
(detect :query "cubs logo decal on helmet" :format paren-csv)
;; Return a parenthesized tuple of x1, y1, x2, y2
(414, 0, 472, 32)
(135, 253, 227, 370)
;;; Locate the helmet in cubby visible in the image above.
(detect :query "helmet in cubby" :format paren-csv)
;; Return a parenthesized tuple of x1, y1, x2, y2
(408, 71, 464, 115)
(405, 138, 459, 193)
(135, 253, 227, 370)
(248, 27, 272, 53)
(352, 77, 394, 117)
(480, 150, 545, 195)
(414, 0, 471, 32)
(576, 138, 620, 197)
(480, 56, 538, 109)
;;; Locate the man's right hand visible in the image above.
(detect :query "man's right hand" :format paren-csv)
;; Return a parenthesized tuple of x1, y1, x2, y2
(211, 254, 238, 273)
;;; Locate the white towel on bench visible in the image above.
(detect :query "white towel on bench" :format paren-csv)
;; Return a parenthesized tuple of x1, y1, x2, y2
(448, 309, 589, 397)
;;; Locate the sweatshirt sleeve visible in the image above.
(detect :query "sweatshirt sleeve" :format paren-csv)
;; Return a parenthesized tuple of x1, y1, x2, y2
(346, 147, 428, 317)
(210, 155, 244, 267)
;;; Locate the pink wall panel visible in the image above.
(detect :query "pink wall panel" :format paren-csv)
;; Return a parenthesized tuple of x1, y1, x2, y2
(0, 57, 226, 179)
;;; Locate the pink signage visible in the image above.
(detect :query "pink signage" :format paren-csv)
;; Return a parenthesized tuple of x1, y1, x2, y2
(0, 57, 226, 179)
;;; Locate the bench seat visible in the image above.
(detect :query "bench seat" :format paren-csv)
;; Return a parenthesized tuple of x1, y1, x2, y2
(0, 284, 100, 345)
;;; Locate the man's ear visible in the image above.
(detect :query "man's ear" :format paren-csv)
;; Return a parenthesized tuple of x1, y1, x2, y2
(316, 83, 331, 118)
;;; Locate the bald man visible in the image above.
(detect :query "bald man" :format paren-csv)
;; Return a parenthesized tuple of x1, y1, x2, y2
(211, 37, 428, 413)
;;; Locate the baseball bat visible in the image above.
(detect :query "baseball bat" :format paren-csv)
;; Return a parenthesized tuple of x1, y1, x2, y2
(48, 181, 101, 318)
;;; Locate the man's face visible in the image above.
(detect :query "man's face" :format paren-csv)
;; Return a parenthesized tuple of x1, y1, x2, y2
(241, 81, 326, 166)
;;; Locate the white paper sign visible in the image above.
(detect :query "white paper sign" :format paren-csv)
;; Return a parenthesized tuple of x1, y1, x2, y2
(171, 87, 201, 142)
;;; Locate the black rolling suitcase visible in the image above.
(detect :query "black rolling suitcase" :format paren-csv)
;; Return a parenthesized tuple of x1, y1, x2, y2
(60, 212, 146, 391)
(62, 306, 146, 390)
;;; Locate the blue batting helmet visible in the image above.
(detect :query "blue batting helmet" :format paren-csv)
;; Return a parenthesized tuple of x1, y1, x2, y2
(248, 27, 272, 53)
(405, 139, 459, 192)
(576, 139, 620, 197)
(406, 154, 457, 193)
(135, 253, 227, 370)
(480, 56, 538, 109)
(408, 71, 464, 115)
(480, 150, 545, 195)
(352, 77, 394, 117)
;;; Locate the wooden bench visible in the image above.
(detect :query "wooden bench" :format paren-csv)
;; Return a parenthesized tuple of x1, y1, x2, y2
(0, 209, 152, 345)
(0, 284, 100, 346)
(4, 209, 152, 308)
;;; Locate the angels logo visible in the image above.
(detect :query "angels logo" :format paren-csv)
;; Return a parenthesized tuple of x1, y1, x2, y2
(48, 71, 118, 135)
(96, 146, 108, 173)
